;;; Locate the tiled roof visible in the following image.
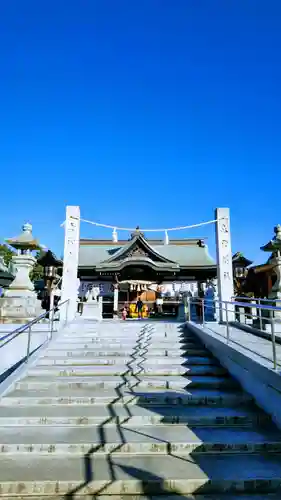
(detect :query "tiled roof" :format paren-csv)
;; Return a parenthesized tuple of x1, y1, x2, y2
(78, 242, 215, 268)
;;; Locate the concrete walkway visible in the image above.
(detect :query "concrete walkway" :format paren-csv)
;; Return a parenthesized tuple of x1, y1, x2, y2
(201, 321, 281, 371)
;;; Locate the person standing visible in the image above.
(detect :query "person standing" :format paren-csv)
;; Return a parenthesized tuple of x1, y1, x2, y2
(156, 296, 163, 315)
(121, 304, 128, 320)
(135, 297, 143, 319)
(196, 288, 205, 322)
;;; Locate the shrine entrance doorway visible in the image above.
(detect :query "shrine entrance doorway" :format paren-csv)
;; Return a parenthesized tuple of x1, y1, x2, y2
(118, 279, 156, 318)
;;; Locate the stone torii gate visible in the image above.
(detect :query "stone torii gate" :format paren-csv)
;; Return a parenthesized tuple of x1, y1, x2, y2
(60, 205, 234, 324)
(60, 206, 80, 324)
(215, 207, 235, 322)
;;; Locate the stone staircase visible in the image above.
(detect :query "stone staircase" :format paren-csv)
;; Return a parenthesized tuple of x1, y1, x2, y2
(1, 320, 281, 498)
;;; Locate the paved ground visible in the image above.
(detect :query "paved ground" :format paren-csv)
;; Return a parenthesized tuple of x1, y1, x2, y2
(201, 321, 281, 371)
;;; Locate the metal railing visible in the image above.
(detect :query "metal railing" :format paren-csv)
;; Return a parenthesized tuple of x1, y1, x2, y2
(231, 296, 279, 330)
(0, 299, 69, 363)
(187, 297, 281, 370)
(234, 296, 274, 302)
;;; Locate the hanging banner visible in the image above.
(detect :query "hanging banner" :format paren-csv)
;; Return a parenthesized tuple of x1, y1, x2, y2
(148, 281, 198, 296)
(79, 281, 113, 297)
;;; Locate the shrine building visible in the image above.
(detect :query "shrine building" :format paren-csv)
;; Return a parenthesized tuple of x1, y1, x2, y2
(78, 228, 216, 318)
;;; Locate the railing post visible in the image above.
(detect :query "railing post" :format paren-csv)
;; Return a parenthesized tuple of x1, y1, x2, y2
(258, 299, 263, 331)
(225, 303, 230, 344)
(250, 299, 257, 326)
(26, 325, 32, 362)
(213, 299, 217, 322)
(49, 290, 55, 340)
(66, 299, 69, 325)
(50, 307, 55, 340)
(187, 297, 191, 322)
(202, 298, 205, 325)
(218, 300, 223, 325)
(270, 311, 277, 370)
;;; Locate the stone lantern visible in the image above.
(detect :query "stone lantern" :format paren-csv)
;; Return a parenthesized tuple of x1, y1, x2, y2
(37, 250, 62, 314)
(232, 252, 253, 280)
(232, 252, 253, 296)
(0, 223, 44, 323)
(38, 250, 62, 291)
(261, 224, 281, 319)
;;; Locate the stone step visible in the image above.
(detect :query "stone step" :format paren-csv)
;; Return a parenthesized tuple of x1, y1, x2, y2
(55, 332, 194, 339)
(54, 335, 185, 344)
(38, 355, 217, 366)
(51, 342, 197, 352)
(14, 375, 237, 390)
(54, 337, 150, 344)
(5, 495, 281, 500)
(2, 388, 253, 406)
(62, 327, 175, 333)
(53, 334, 200, 345)
(28, 364, 226, 376)
(42, 347, 206, 362)
(37, 352, 209, 364)
(0, 424, 280, 455)
(62, 329, 190, 334)
(0, 404, 269, 427)
(64, 324, 155, 330)
(46, 342, 203, 353)
(50, 343, 196, 352)
(43, 346, 201, 359)
(1, 453, 281, 495)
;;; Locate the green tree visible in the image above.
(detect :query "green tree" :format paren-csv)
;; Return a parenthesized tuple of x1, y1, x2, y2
(30, 250, 44, 282)
(0, 244, 16, 266)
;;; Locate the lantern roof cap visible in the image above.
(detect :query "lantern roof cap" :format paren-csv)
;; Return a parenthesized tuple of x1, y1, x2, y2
(232, 252, 253, 268)
(37, 249, 62, 267)
(261, 225, 281, 252)
(6, 223, 41, 251)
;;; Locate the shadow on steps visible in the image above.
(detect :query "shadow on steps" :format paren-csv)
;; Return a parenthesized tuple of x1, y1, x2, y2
(63, 324, 281, 498)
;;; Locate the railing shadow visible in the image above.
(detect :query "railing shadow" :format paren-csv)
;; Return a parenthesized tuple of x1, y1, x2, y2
(65, 323, 154, 498)
(0, 344, 43, 385)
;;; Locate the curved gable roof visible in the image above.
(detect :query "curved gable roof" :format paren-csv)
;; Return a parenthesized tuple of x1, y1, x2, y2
(104, 234, 177, 264)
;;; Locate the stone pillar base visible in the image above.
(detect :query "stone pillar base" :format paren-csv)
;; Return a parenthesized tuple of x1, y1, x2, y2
(82, 301, 102, 321)
(0, 295, 43, 324)
(177, 303, 186, 322)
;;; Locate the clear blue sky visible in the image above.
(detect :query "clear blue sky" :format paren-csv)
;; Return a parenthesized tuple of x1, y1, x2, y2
(1, 0, 280, 263)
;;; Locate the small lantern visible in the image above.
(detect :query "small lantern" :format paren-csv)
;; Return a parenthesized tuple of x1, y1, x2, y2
(37, 250, 62, 288)
(44, 265, 57, 278)
(232, 252, 253, 279)
(234, 266, 246, 278)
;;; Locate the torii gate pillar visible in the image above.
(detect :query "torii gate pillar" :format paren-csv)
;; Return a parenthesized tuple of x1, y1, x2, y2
(215, 208, 234, 322)
(60, 206, 80, 324)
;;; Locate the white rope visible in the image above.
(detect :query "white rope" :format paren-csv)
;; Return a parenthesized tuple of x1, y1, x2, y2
(61, 216, 218, 232)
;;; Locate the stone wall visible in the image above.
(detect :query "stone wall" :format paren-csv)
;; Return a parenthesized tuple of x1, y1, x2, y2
(187, 322, 281, 431)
